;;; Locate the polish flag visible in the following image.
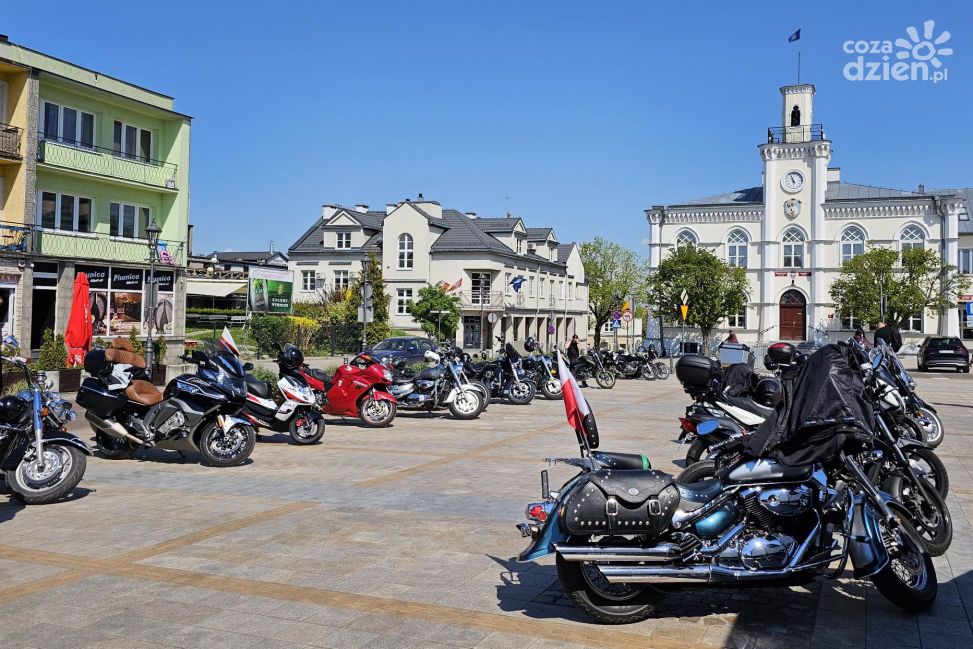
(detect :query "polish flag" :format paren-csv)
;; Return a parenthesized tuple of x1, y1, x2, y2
(556, 350, 598, 446)
(219, 326, 240, 357)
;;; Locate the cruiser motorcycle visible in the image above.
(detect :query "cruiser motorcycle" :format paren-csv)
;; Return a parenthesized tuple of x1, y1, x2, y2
(523, 350, 563, 400)
(389, 349, 487, 419)
(464, 339, 536, 405)
(571, 348, 615, 389)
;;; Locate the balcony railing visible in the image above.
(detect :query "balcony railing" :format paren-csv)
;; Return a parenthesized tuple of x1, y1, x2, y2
(459, 290, 505, 310)
(36, 136, 177, 190)
(0, 124, 23, 160)
(0, 219, 186, 265)
(767, 124, 825, 144)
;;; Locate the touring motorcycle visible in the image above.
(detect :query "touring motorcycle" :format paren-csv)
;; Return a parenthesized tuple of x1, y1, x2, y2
(0, 336, 90, 504)
(300, 353, 397, 427)
(242, 344, 324, 444)
(516, 343, 937, 624)
(389, 349, 487, 419)
(78, 338, 256, 467)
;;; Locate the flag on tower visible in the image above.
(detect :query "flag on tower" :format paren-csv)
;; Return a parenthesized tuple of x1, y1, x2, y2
(788, 28, 801, 42)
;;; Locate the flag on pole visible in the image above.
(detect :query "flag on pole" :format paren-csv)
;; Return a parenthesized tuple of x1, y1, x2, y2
(219, 326, 239, 357)
(556, 350, 598, 446)
(788, 28, 801, 42)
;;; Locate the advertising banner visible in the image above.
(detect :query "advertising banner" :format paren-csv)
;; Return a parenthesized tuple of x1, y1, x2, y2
(248, 266, 294, 313)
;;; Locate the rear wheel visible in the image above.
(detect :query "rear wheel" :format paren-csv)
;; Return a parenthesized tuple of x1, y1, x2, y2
(685, 438, 711, 466)
(198, 422, 256, 467)
(556, 543, 662, 624)
(289, 409, 326, 444)
(596, 371, 616, 390)
(448, 389, 483, 420)
(870, 503, 937, 613)
(677, 459, 717, 483)
(94, 429, 137, 460)
(6, 444, 87, 505)
(359, 397, 397, 428)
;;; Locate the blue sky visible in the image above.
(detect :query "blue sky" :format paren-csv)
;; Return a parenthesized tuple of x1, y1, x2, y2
(5, 1, 971, 255)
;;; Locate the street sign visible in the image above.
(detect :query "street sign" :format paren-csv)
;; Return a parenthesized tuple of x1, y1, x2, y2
(547, 323, 555, 334)
(680, 304, 689, 321)
(357, 306, 374, 323)
(622, 312, 633, 323)
(610, 319, 622, 330)
(612, 309, 622, 320)
(487, 312, 499, 324)
(680, 290, 688, 305)
(363, 283, 373, 299)
(966, 302, 973, 317)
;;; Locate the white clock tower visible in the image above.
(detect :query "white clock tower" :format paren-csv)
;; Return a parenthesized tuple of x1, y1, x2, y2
(757, 84, 831, 341)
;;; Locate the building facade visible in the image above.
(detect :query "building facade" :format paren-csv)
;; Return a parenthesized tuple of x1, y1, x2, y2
(186, 250, 288, 312)
(288, 197, 588, 350)
(646, 83, 969, 345)
(0, 36, 191, 356)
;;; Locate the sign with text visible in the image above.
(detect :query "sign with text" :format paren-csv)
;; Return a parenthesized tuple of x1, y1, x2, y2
(248, 266, 294, 314)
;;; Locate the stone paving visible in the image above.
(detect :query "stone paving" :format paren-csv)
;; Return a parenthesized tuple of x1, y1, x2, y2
(0, 368, 971, 648)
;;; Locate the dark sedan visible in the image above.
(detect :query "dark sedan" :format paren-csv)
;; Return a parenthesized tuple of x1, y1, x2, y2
(918, 336, 970, 373)
(367, 336, 437, 366)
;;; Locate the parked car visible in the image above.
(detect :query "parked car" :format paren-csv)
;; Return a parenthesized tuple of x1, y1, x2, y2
(368, 337, 437, 366)
(918, 336, 970, 372)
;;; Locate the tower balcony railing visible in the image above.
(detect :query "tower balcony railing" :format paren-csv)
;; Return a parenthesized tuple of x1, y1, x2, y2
(0, 123, 23, 160)
(767, 124, 825, 144)
(37, 136, 178, 190)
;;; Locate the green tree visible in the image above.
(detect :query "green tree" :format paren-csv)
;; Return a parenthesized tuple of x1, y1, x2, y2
(408, 284, 461, 340)
(579, 237, 650, 348)
(830, 247, 970, 329)
(348, 252, 391, 344)
(648, 245, 749, 346)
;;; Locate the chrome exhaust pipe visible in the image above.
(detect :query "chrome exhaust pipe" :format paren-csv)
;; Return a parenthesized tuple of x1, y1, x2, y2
(554, 543, 688, 563)
(85, 411, 147, 446)
(599, 564, 807, 584)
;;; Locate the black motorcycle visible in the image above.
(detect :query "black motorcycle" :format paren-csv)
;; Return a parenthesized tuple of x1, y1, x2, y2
(465, 340, 536, 405)
(875, 340, 943, 448)
(522, 351, 563, 400)
(0, 336, 90, 504)
(644, 346, 670, 380)
(570, 349, 615, 389)
(389, 348, 488, 419)
(78, 341, 256, 467)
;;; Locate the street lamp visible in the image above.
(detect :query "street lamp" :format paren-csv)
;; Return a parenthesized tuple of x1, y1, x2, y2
(144, 217, 162, 376)
(430, 309, 448, 342)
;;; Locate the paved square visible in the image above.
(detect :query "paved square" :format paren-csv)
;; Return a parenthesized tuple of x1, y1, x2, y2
(0, 369, 971, 648)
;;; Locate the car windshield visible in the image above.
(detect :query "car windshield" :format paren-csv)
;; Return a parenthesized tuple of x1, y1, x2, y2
(928, 338, 961, 350)
(373, 339, 406, 351)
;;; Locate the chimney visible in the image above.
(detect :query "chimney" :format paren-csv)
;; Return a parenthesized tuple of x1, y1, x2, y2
(269, 240, 275, 254)
(917, 184, 925, 194)
(321, 204, 339, 220)
(465, 212, 477, 219)
(354, 204, 369, 213)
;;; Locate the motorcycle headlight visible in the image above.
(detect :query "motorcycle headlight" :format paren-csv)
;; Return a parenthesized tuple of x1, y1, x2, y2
(383, 370, 393, 382)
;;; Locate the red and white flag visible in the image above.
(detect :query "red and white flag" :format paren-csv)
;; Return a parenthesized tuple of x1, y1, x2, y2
(556, 350, 598, 444)
(219, 326, 239, 357)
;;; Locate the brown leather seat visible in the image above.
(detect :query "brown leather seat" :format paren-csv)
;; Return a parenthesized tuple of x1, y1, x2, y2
(105, 337, 147, 368)
(126, 379, 163, 406)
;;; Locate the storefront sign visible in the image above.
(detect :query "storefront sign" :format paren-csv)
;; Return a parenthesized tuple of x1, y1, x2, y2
(0, 274, 19, 285)
(248, 266, 294, 313)
(76, 264, 175, 337)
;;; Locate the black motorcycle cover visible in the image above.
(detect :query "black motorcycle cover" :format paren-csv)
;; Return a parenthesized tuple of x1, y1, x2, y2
(744, 343, 874, 466)
(721, 363, 759, 397)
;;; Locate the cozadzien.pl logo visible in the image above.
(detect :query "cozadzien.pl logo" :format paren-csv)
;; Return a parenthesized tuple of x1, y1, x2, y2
(843, 19, 953, 83)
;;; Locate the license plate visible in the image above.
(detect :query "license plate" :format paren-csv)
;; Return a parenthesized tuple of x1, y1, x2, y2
(938, 350, 955, 354)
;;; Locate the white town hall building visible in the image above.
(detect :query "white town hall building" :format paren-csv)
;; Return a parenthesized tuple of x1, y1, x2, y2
(646, 83, 970, 345)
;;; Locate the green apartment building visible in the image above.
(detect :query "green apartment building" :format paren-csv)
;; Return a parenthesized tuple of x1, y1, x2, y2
(0, 35, 190, 356)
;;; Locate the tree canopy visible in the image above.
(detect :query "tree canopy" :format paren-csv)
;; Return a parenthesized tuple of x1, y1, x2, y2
(408, 284, 462, 340)
(830, 247, 970, 329)
(579, 237, 650, 347)
(647, 245, 749, 343)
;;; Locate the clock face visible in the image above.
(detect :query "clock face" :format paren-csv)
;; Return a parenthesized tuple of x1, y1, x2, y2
(781, 170, 805, 193)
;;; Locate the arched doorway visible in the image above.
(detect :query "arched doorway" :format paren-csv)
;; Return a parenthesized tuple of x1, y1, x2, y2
(779, 290, 807, 341)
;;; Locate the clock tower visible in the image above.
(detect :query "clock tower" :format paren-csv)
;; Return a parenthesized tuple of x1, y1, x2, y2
(758, 84, 831, 340)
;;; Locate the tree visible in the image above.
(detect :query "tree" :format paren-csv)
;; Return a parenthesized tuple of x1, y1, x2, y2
(579, 237, 650, 348)
(647, 245, 749, 346)
(348, 252, 391, 344)
(830, 247, 970, 330)
(408, 284, 461, 341)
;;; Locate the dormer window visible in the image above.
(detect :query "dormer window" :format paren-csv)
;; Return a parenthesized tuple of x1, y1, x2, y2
(336, 232, 351, 249)
(516, 238, 524, 254)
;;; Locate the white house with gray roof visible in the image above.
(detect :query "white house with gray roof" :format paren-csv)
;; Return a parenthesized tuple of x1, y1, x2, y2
(646, 83, 970, 345)
(288, 196, 588, 350)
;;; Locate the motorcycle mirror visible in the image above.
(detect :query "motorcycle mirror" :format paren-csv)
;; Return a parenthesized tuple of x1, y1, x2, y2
(243, 362, 254, 372)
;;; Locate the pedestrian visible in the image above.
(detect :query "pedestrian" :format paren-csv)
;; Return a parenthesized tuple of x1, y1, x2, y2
(567, 334, 587, 387)
(873, 320, 903, 352)
(725, 331, 739, 344)
(853, 327, 872, 350)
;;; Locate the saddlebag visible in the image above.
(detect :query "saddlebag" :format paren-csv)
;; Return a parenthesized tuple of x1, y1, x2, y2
(559, 469, 680, 537)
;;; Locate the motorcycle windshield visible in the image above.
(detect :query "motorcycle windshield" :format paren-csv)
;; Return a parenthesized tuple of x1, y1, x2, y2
(212, 351, 245, 378)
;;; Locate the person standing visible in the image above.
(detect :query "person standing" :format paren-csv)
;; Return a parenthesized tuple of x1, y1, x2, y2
(873, 320, 903, 352)
(853, 328, 873, 350)
(566, 334, 586, 387)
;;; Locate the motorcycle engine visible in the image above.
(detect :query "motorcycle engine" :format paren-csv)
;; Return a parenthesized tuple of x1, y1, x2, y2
(415, 379, 435, 391)
(738, 533, 796, 570)
(155, 410, 186, 437)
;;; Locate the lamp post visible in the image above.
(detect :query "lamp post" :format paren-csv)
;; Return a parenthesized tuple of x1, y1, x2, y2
(144, 217, 162, 377)
(430, 309, 448, 342)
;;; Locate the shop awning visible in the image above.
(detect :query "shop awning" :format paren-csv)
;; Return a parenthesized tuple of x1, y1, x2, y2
(186, 279, 247, 298)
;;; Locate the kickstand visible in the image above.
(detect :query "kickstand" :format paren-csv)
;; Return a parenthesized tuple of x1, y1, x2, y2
(178, 450, 187, 459)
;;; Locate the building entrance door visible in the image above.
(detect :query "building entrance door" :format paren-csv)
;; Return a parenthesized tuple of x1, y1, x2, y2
(779, 290, 807, 341)
(462, 315, 482, 349)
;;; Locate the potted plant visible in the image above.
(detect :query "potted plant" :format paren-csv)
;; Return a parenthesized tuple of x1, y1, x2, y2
(37, 329, 82, 392)
(151, 335, 168, 385)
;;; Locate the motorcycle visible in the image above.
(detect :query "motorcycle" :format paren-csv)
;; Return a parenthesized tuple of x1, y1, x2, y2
(876, 341, 943, 448)
(0, 336, 91, 504)
(300, 353, 397, 428)
(644, 346, 670, 380)
(516, 346, 938, 624)
(522, 351, 563, 400)
(78, 338, 256, 467)
(465, 339, 536, 405)
(570, 349, 615, 389)
(609, 349, 653, 380)
(242, 344, 324, 444)
(389, 349, 487, 419)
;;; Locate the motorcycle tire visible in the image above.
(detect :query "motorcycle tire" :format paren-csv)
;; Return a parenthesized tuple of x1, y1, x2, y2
(653, 362, 671, 380)
(595, 371, 616, 390)
(290, 410, 326, 443)
(676, 459, 717, 484)
(540, 377, 563, 400)
(883, 474, 952, 557)
(198, 422, 256, 467)
(869, 501, 937, 613)
(359, 397, 397, 428)
(555, 542, 663, 624)
(685, 438, 711, 466)
(6, 444, 86, 505)
(902, 446, 949, 498)
(507, 380, 535, 405)
(448, 389, 484, 420)
(914, 407, 944, 449)
(895, 416, 927, 444)
(474, 381, 492, 410)
(94, 429, 137, 460)
(640, 364, 656, 381)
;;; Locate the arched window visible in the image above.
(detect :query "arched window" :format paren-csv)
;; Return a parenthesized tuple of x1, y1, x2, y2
(726, 229, 748, 268)
(782, 228, 805, 268)
(397, 233, 414, 269)
(675, 229, 698, 248)
(900, 225, 925, 255)
(840, 226, 865, 265)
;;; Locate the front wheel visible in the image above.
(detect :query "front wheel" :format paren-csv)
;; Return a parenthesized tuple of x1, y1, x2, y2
(913, 407, 943, 448)
(289, 409, 326, 444)
(869, 504, 937, 613)
(359, 397, 397, 428)
(905, 446, 949, 499)
(653, 362, 670, 380)
(6, 444, 87, 505)
(448, 389, 483, 420)
(555, 547, 663, 624)
(507, 380, 535, 405)
(540, 377, 563, 400)
(640, 364, 656, 381)
(884, 475, 952, 557)
(198, 422, 256, 467)
(596, 370, 616, 389)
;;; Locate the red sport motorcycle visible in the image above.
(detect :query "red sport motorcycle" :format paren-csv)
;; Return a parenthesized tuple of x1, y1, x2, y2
(299, 354, 398, 427)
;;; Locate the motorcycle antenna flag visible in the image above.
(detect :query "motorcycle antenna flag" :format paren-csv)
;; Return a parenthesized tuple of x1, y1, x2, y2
(219, 326, 240, 357)
(556, 350, 599, 450)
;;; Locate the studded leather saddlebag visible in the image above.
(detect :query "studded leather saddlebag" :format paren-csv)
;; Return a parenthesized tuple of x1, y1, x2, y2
(559, 469, 680, 537)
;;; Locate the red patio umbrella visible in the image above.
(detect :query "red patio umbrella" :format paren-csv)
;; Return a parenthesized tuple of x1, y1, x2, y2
(64, 272, 92, 368)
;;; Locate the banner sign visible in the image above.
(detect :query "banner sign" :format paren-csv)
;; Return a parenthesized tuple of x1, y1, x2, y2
(248, 266, 294, 313)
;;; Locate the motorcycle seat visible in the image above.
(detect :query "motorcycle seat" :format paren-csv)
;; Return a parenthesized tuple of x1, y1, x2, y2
(125, 379, 163, 406)
(391, 374, 413, 385)
(591, 451, 651, 470)
(245, 375, 272, 399)
(304, 367, 329, 383)
(416, 366, 443, 380)
(676, 478, 723, 511)
(721, 394, 774, 419)
(466, 361, 488, 374)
